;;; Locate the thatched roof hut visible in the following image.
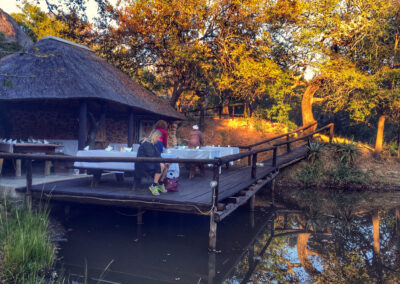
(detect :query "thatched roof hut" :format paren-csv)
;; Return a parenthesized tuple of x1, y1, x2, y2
(0, 9, 33, 49)
(0, 36, 184, 149)
(0, 36, 183, 120)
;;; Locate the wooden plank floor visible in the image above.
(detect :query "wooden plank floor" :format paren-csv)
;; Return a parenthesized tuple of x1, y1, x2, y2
(31, 145, 308, 212)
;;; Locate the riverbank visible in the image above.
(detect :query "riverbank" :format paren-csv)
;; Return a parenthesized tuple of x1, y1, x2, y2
(275, 141, 400, 191)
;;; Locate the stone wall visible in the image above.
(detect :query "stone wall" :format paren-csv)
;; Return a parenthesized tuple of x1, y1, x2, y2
(0, 102, 180, 148)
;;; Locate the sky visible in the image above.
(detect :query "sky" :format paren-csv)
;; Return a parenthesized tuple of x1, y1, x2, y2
(0, 0, 101, 21)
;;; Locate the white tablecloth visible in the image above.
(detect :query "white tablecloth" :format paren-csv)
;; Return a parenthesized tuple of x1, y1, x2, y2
(168, 146, 240, 164)
(74, 150, 179, 178)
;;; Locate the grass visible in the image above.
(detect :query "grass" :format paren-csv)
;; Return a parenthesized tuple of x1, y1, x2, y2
(0, 203, 57, 283)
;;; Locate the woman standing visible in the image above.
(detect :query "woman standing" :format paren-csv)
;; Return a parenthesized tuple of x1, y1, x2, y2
(136, 129, 169, 196)
(155, 120, 169, 153)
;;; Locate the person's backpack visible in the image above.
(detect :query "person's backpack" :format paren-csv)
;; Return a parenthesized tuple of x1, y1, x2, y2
(164, 177, 179, 192)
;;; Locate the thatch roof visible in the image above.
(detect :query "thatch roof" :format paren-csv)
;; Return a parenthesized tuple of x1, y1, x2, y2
(0, 36, 184, 120)
(0, 9, 33, 49)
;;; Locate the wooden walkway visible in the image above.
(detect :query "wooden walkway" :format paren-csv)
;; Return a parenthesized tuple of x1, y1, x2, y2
(1, 123, 334, 250)
(29, 145, 308, 213)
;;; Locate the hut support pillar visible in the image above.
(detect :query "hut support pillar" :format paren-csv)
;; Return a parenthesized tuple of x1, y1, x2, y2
(15, 159, 21, 177)
(44, 161, 52, 175)
(78, 101, 88, 150)
(128, 110, 135, 147)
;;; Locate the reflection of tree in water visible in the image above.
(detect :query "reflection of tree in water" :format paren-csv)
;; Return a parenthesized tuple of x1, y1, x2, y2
(232, 191, 400, 283)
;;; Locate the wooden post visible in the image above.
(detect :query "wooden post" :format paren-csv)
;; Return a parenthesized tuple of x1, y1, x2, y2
(251, 152, 257, 179)
(78, 100, 88, 150)
(15, 159, 22, 177)
(137, 208, 143, 225)
(329, 124, 334, 143)
(247, 147, 252, 166)
(271, 179, 275, 207)
(212, 163, 220, 206)
(208, 180, 219, 252)
(128, 110, 135, 147)
(25, 159, 32, 211)
(272, 147, 277, 167)
(286, 134, 291, 152)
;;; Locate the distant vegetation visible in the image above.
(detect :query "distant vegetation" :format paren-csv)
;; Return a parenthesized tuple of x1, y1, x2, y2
(6, 0, 400, 155)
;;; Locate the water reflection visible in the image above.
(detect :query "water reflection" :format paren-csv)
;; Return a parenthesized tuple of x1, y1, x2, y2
(54, 190, 400, 283)
(227, 190, 400, 283)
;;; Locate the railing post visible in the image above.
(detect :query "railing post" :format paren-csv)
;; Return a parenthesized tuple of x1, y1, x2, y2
(329, 124, 334, 143)
(251, 152, 257, 179)
(247, 147, 252, 166)
(286, 134, 291, 152)
(212, 160, 220, 206)
(272, 147, 277, 167)
(25, 158, 32, 211)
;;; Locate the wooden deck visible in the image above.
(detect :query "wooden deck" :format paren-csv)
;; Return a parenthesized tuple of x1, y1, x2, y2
(29, 145, 308, 214)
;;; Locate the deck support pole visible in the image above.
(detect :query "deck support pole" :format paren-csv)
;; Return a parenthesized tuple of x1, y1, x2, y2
(271, 179, 276, 207)
(25, 159, 32, 211)
(249, 195, 256, 211)
(137, 208, 143, 225)
(128, 110, 134, 147)
(15, 159, 22, 177)
(272, 147, 277, 168)
(78, 100, 88, 150)
(208, 250, 216, 284)
(209, 209, 217, 251)
(209, 177, 219, 252)
(247, 147, 252, 166)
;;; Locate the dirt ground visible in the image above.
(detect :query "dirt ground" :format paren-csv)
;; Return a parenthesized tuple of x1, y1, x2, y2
(176, 117, 288, 147)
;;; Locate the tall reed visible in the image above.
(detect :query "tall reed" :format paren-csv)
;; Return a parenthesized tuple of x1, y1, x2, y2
(0, 202, 56, 283)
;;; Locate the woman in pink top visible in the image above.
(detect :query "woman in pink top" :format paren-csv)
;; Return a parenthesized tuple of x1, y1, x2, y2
(155, 120, 168, 152)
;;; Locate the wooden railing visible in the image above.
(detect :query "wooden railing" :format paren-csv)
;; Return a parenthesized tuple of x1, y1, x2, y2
(237, 122, 318, 165)
(0, 122, 333, 213)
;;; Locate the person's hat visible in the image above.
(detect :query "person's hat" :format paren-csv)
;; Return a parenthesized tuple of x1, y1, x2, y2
(193, 125, 199, 130)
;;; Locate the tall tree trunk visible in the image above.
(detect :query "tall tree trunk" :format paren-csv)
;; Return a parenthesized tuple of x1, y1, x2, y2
(301, 77, 323, 131)
(375, 115, 386, 153)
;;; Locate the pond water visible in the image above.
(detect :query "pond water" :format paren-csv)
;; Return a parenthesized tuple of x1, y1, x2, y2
(53, 189, 400, 283)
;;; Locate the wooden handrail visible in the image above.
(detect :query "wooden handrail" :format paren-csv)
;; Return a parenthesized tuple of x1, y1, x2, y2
(0, 152, 219, 165)
(239, 121, 318, 149)
(273, 123, 334, 147)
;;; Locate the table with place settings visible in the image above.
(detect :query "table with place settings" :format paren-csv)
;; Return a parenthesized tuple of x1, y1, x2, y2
(74, 150, 180, 178)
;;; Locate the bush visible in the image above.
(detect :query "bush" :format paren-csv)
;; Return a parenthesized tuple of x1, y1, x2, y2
(296, 161, 323, 186)
(0, 205, 56, 283)
(307, 141, 326, 165)
(332, 139, 360, 166)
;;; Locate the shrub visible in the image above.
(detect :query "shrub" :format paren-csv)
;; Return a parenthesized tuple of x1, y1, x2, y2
(332, 139, 361, 166)
(307, 141, 326, 165)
